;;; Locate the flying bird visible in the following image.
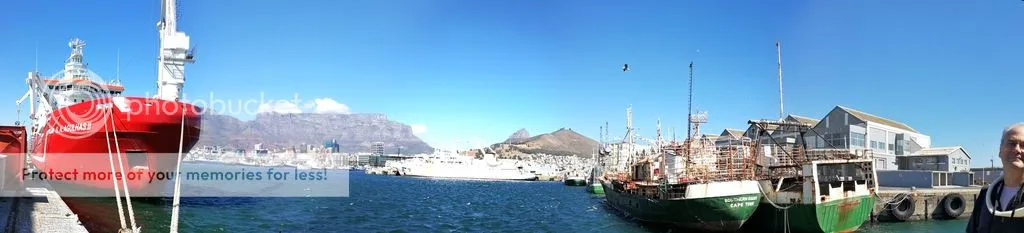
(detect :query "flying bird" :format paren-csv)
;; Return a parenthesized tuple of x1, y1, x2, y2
(622, 64, 630, 72)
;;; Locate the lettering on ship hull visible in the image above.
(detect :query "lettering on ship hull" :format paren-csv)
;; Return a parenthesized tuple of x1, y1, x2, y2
(723, 195, 759, 209)
(45, 122, 93, 136)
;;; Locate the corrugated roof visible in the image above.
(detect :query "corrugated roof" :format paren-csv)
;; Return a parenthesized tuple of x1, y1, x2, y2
(908, 146, 964, 157)
(786, 114, 820, 126)
(837, 106, 918, 133)
(723, 129, 745, 138)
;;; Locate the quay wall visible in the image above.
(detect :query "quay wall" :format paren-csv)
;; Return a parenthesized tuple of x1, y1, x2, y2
(872, 187, 980, 222)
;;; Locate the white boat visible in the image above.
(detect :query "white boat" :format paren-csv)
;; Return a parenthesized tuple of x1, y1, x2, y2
(391, 149, 538, 181)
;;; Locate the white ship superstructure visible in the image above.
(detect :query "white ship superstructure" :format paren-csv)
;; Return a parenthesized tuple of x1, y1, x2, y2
(390, 149, 538, 181)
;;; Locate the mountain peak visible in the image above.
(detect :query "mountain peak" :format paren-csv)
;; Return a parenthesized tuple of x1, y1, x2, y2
(491, 127, 597, 157)
(504, 128, 530, 144)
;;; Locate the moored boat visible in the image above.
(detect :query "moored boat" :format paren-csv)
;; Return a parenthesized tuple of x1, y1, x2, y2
(563, 176, 586, 186)
(586, 167, 604, 194)
(391, 148, 539, 181)
(21, 36, 201, 197)
(742, 120, 878, 233)
(601, 105, 762, 231)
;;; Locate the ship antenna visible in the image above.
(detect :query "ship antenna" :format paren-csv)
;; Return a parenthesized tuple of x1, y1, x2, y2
(34, 42, 38, 73)
(116, 48, 120, 83)
(776, 40, 784, 119)
(687, 61, 693, 140)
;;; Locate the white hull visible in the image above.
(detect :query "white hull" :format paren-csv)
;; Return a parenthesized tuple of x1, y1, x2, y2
(401, 165, 538, 181)
(682, 180, 762, 199)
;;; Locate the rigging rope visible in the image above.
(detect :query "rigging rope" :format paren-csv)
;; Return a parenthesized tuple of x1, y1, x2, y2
(102, 109, 128, 231)
(874, 191, 913, 211)
(169, 105, 188, 233)
(108, 106, 139, 232)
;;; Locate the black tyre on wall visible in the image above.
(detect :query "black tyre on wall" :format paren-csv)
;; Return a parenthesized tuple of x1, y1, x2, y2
(888, 193, 915, 221)
(941, 193, 966, 219)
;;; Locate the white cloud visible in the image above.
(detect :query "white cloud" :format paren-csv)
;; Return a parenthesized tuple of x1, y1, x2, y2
(311, 98, 351, 114)
(257, 100, 302, 114)
(410, 124, 427, 135)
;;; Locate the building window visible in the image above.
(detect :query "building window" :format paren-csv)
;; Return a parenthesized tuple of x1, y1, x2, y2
(850, 132, 866, 148)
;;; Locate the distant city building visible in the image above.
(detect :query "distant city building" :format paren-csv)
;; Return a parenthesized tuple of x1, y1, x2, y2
(373, 142, 384, 156)
(324, 139, 340, 153)
(371, 142, 386, 166)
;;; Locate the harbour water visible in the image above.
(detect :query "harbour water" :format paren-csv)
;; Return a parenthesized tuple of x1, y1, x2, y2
(64, 163, 968, 232)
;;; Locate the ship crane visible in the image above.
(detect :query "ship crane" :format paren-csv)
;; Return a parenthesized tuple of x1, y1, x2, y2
(16, 72, 59, 134)
(155, 0, 196, 102)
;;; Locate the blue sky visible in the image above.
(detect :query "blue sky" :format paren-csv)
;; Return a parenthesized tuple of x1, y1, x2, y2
(1, 0, 1022, 168)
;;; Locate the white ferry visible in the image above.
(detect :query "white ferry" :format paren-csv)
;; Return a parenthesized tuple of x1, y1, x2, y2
(390, 149, 538, 181)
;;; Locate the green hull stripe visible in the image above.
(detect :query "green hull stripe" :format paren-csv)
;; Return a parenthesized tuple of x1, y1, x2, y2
(746, 195, 876, 233)
(602, 182, 761, 231)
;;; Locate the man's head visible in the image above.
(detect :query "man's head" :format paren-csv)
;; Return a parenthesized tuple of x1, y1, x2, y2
(1000, 123, 1024, 171)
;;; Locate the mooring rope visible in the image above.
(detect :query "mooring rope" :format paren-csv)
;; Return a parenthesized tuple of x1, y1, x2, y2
(108, 106, 139, 232)
(756, 181, 793, 210)
(102, 109, 128, 231)
(169, 104, 188, 233)
(875, 191, 913, 211)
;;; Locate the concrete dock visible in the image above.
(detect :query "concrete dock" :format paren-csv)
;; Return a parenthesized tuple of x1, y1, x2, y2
(0, 182, 89, 232)
(872, 186, 980, 222)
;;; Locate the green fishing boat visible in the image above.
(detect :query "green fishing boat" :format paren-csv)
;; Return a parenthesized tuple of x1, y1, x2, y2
(746, 159, 877, 233)
(602, 178, 762, 231)
(587, 167, 604, 194)
(742, 120, 878, 233)
(587, 182, 604, 194)
(601, 109, 762, 231)
(563, 177, 587, 186)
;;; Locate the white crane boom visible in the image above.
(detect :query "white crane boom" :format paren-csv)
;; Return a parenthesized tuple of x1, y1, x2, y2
(156, 0, 194, 102)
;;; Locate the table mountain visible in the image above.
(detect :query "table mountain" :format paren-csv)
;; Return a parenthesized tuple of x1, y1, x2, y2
(490, 128, 598, 157)
(196, 112, 433, 154)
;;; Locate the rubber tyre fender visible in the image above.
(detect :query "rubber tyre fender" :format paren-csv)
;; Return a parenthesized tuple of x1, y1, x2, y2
(888, 193, 915, 221)
(941, 193, 966, 218)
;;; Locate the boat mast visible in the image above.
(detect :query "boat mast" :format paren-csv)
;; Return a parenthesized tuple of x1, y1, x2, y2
(156, 0, 195, 101)
(687, 61, 693, 140)
(625, 105, 633, 171)
(776, 40, 784, 119)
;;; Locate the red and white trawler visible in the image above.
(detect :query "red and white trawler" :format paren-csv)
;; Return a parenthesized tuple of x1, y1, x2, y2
(18, 0, 201, 196)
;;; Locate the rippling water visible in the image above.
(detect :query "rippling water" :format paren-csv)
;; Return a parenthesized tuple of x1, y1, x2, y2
(62, 165, 968, 232)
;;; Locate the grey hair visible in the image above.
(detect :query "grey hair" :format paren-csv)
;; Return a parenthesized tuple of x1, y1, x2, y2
(1004, 123, 1024, 142)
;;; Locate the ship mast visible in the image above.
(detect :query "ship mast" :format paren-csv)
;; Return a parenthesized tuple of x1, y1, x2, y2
(686, 61, 693, 140)
(624, 105, 633, 172)
(776, 40, 784, 119)
(156, 0, 195, 101)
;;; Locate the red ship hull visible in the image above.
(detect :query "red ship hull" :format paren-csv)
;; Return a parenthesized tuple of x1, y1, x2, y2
(29, 97, 202, 197)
